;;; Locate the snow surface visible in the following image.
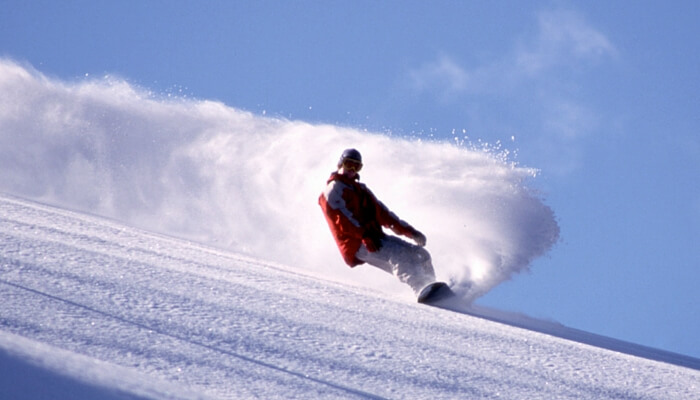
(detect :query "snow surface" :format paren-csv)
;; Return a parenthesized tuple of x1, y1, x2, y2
(1, 194, 698, 399)
(1, 58, 699, 399)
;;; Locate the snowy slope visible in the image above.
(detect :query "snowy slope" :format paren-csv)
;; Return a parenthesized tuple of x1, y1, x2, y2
(1, 194, 698, 399)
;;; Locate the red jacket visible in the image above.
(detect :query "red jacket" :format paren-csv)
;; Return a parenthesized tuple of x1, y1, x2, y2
(319, 172, 418, 266)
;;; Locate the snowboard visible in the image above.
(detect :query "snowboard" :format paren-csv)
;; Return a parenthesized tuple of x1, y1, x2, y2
(417, 281, 454, 304)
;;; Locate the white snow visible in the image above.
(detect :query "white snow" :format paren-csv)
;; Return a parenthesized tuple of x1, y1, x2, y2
(1, 59, 699, 399)
(1, 194, 698, 399)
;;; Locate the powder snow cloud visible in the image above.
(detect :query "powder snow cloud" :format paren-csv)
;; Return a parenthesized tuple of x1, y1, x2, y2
(0, 59, 559, 300)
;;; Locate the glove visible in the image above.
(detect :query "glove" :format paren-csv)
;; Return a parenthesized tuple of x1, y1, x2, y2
(412, 230, 427, 247)
(362, 231, 383, 252)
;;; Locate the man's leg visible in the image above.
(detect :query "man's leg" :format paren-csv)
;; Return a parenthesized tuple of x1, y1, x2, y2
(356, 236, 436, 294)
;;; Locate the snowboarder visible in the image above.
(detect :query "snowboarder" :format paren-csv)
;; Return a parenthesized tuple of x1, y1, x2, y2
(319, 148, 439, 300)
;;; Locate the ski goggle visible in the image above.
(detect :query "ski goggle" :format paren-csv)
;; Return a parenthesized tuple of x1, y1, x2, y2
(342, 159, 363, 172)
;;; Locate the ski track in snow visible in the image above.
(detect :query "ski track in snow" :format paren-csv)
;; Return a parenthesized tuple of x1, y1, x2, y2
(1, 194, 698, 399)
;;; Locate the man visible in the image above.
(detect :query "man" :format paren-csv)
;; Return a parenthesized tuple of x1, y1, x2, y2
(319, 148, 439, 299)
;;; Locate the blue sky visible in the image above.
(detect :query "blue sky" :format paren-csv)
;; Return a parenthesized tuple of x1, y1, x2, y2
(2, 1, 698, 358)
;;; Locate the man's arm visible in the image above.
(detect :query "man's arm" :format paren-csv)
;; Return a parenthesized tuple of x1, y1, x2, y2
(371, 194, 427, 247)
(322, 180, 364, 239)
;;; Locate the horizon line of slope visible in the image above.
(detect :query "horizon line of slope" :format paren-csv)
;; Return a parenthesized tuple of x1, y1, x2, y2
(9, 191, 696, 371)
(2, 190, 699, 371)
(446, 303, 700, 371)
(12, 192, 700, 370)
(1, 191, 698, 399)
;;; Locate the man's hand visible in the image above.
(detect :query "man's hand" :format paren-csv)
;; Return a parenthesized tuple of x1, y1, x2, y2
(362, 231, 383, 252)
(412, 231, 427, 247)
